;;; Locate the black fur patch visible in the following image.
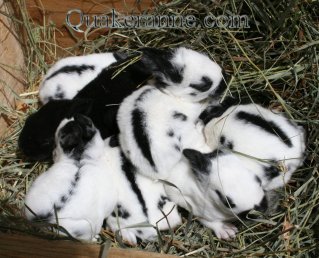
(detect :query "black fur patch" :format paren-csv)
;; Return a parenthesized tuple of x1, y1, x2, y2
(226, 141, 234, 150)
(46, 65, 95, 81)
(189, 76, 212, 92)
(255, 175, 262, 185)
(206, 149, 225, 159)
(120, 152, 148, 217)
(219, 135, 234, 149)
(136, 88, 153, 102)
(54, 85, 65, 99)
(215, 190, 236, 209)
(210, 74, 227, 98)
(172, 111, 187, 121)
(264, 164, 280, 180)
(167, 129, 174, 137)
(183, 149, 212, 179)
(33, 213, 52, 222)
(174, 144, 181, 152)
(254, 195, 268, 213)
(60, 195, 68, 203)
(158, 195, 170, 210)
(109, 134, 120, 147)
(199, 96, 238, 125)
(140, 48, 183, 86)
(236, 111, 292, 147)
(132, 108, 156, 171)
(111, 204, 130, 219)
(220, 135, 226, 145)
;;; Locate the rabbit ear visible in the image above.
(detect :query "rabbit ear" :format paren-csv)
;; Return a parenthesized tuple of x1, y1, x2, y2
(183, 149, 211, 181)
(67, 98, 94, 117)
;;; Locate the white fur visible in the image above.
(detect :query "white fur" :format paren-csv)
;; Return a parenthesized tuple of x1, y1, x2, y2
(103, 137, 181, 245)
(25, 118, 117, 241)
(39, 53, 117, 104)
(117, 85, 210, 180)
(165, 148, 265, 240)
(204, 104, 306, 190)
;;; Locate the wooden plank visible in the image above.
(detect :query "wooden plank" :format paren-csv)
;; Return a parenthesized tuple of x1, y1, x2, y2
(0, 233, 178, 258)
(0, 0, 25, 137)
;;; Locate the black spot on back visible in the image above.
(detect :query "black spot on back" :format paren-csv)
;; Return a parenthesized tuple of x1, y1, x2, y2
(174, 144, 181, 152)
(132, 108, 156, 171)
(189, 76, 212, 92)
(120, 152, 148, 217)
(167, 130, 174, 137)
(172, 111, 187, 121)
(255, 175, 262, 185)
(236, 111, 292, 147)
(111, 204, 130, 219)
(46, 65, 95, 81)
(215, 190, 236, 209)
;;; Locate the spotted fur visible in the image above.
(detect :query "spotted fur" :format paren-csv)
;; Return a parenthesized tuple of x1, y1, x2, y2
(25, 115, 117, 241)
(204, 103, 306, 190)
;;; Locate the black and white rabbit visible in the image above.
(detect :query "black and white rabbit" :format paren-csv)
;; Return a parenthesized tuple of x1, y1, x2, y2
(25, 115, 117, 241)
(104, 136, 181, 245)
(39, 52, 122, 104)
(24, 118, 181, 243)
(19, 53, 152, 161)
(117, 47, 224, 179)
(164, 148, 267, 240)
(202, 102, 306, 190)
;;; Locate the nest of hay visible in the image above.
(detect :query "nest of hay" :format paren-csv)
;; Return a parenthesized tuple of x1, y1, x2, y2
(0, 0, 318, 256)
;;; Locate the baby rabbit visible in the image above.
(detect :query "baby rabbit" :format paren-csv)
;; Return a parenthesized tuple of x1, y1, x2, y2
(25, 115, 117, 241)
(164, 148, 267, 240)
(19, 54, 152, 161)
(104, 136, 181, 245)
(39, 52, 123, 104)
(117, 47, 224, 180)
(202, 102, 306, 190)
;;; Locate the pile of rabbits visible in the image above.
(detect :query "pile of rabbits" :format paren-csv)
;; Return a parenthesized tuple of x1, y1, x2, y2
(22, 47, 306, 243)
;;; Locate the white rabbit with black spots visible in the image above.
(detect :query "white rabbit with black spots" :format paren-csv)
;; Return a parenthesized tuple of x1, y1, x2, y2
(202, 101, 306, 190)
(25, 119, 181, 243)
(25, 115, 117, 241)
(117, 47, 224, 180)
(39, 52, 123, 104)
(104, 135, 181, 245)
(164, 147, 267, 240)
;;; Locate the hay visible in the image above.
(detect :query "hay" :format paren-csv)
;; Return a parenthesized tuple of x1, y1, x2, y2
(1, 0, 318, 256)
